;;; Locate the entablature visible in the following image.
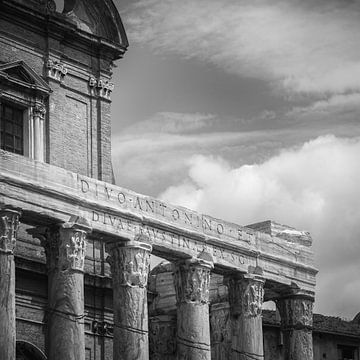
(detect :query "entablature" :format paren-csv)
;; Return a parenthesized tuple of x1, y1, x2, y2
(0, 151, 317, 294)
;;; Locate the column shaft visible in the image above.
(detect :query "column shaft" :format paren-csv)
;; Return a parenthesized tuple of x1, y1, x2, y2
(30, 218, 91, 360)
(276, 297, 314, 360)
(174, 254, 214, 360)
(0, 209, 20, 360)
(228, 275, 265, 360)
(32, 104, 45, 161)
(107, 239, 152, 360)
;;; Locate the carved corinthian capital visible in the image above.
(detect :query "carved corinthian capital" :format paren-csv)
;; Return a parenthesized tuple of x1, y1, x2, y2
(276, 297, 314, 330)
(28, 216, 91, 272)
(106, 237, 152, 288)
(59, 219, 91, 272)
(174, 253, 214, 305)
(0, 208, 21, 254)
(33, 104, 46, 120)
(228, 275, 265, 317)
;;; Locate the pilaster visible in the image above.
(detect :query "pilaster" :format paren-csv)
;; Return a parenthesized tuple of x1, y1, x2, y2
(32, 103, 46, 161)
(0, 208, 21, 360)
(174, 252, 214, 360)
(106, 236, 152, 360)
(149, 314, 177, 360)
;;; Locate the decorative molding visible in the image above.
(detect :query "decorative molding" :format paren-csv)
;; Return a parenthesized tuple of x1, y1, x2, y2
(0, 209, 20, 254)
(89, 76, 114, 99)
(46, 59, 68, 82)
(106, 240, 152, 288)
(228, 276, 265, 317)
(174, 256, 213, 305)
(276, 297, 313, 330)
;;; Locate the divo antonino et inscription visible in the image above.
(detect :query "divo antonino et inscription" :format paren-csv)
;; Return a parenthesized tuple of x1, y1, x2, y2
(78, 177, 254, 268)
(0, 153, 316, 287)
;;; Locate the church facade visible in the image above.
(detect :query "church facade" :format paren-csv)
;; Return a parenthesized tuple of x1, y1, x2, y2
(0, 1, 358, 360)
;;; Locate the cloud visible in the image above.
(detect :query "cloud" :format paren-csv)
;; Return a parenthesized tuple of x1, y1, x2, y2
(124, 0, 360, 95)
(159, 135, 360, 318)
(122, 112, 217, 134)
(112, 100, 360, 197)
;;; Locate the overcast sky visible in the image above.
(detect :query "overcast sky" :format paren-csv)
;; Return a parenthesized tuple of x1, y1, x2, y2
(59, 0, 360, 319)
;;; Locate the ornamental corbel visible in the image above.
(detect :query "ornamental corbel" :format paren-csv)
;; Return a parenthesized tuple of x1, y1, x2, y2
(46, 59, 68, 82)
(88, 76, 115, 99)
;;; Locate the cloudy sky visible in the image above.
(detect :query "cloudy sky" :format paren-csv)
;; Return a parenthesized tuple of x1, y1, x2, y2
(59, 0, 360, 318)
(108, 0, 360, 319)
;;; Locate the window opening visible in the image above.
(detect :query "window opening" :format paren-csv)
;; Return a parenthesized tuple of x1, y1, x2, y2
(0, 103, 24, 155)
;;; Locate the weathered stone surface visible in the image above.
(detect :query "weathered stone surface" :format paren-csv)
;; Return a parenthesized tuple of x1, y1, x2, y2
(106, 237, 152, 360)
(277, 297, 314, 360)
(228, 275, 265, 360)
(210, 303, 231, 360)
(0, 208, 20, 360)
(149, 314, 177, 360)
(174, 253, 214, 360)
(29, 218, 91, 360)
(0, 152, 317, 293)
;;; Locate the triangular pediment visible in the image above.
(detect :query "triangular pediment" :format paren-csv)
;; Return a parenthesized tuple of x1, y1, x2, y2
(0, 61, 51, 94)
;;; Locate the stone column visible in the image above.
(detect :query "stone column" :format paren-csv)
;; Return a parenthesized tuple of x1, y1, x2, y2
(106, 237, 152, 360)
(174, 252, 214, 360)
(276, 296, 314, 360)
(32, 103, 46, 162)
(227, 275, 265, 360)
(29, 216, 91, 360)
(0, 208, 20, 360)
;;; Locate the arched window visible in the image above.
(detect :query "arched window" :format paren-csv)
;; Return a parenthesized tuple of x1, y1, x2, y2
(16, 341, 47, 360)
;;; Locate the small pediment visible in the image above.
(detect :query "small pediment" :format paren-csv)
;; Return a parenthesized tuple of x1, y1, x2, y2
(0, 61, 51, 94)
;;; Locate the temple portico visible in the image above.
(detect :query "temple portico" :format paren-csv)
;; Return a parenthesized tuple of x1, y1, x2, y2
(0, 152, 316, 360)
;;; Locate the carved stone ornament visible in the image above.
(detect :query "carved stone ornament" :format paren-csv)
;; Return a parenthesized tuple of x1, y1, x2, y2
(228, 275, 265, 317)
(89, 76, 114, 99)
(59, 227, 87, 271)
(0, 209, 20, 254)
(92, 320, 114, 336)
(106, 241, 152, 288)
(210, 304, 231, 344)
(33, 103, 46, 120)
(277, 297, 314, 329)
(46, 59, 68, 82)
(29, 217, 91, 272)
(149, 316, 177, 359)
(174, 256, 214, 305)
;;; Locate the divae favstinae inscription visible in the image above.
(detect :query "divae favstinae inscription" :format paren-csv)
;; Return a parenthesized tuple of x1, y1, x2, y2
(78, 177, 253, 267)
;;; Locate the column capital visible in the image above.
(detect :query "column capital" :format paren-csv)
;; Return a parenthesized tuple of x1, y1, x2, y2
(33, 103, 46, 120)
(227, 274, 265, 318)
(276, 296, 314, 330)
(106, 236, 152, 288)
(28, 216, 91, 272)
(174, 251, 214, 305)
(0, 208, 21, 255)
